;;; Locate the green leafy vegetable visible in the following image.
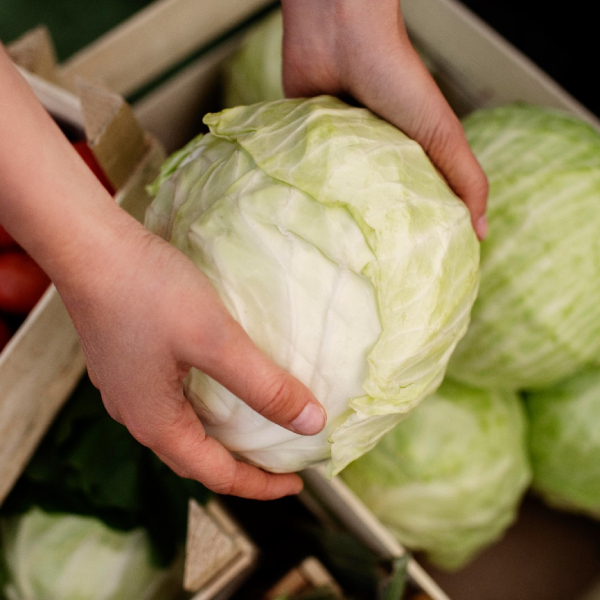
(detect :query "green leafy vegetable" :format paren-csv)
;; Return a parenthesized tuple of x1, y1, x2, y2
(145, 95, 480, 476)
(0, 507, 182, 600)
(448, 103, 600, 390)
(380, 555, 409, 600)
(222, 9, 283, 108)
(526, 367, 600, 517)
(341, 378, 531, 570)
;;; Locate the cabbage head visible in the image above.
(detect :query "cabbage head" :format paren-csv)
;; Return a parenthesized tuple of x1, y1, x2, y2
(222, 9, 283, 108)
(145, 95, 480, 476)
(341, 379, 531, 570)
(526, 367, 600, 518)
(448, 103, 600, 390)
(0, 507, 181, 600)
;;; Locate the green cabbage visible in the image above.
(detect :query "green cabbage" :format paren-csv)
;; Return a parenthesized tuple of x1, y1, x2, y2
(222, 9, 283, 108)
(448, 103, 600, 390)
(340, 379, 531, 570)
(0, 507, 181, 600)
(145, 95, 480, 476)
(526, 367, 600, 518)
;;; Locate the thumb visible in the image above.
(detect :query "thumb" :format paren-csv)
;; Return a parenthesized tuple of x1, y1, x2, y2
(181, 309, 327, 436)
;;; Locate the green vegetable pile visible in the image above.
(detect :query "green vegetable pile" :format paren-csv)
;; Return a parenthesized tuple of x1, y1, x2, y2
(221, 12, 600, 573)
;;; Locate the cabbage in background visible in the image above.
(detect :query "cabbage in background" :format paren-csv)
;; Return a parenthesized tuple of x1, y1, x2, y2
(145, 95, 480, 476)
(341, 379, 531, 570)
(221, 8, 439, 110)
(222, 9, 283, 108)
(448, 103, 600, 390)
(0, 508, 181, 600)
(525, 367, 600, 518)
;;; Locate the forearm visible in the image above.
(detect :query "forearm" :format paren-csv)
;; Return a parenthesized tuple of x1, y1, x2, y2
(0, 45, 140, 291)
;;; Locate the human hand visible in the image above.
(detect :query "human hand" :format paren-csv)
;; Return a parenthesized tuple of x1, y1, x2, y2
(281, 0, 489, 239)
(54, 211, 327, 500)
(0, 45, 325, 500)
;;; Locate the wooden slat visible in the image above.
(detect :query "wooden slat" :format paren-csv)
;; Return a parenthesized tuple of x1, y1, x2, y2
(300, 468, 452, 600)
(6, 26, 63, 87)
(59, 0, 274, 97)
(0, 288, 86, 505)
(78, 80, 150, 190)
(133, 35, 242, 153)
(403, 0, 600, 128)
(264, 557, 343, 599)
(185, 499, 257, 598)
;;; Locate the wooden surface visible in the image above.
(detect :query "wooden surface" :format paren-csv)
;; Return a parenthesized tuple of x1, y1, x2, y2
(185, 498, 257, 598)
(6, 25, 63, 86)
(264, 557, 343, 599)
(133, 34, 242, 153)
(59, 0, 274, 97)
(0, 288, 86, 505)
(402, 0, 600, 128)
(78, 79, 150, 190)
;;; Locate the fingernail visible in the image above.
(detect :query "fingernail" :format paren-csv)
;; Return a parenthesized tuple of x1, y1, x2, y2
(475, 215, 488, 240)
(289, 402, 327, 435)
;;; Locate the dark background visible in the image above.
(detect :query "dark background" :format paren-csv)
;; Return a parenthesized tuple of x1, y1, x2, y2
(458, 0, 597, 117)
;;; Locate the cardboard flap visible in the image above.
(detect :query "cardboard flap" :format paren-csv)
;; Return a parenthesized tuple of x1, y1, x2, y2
(5, 25, 63, 87)
(76, 79, 149, 190)
(184, 498, 257, 596)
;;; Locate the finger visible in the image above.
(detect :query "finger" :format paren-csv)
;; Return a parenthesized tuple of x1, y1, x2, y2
(340, 18, 489, 239)
(178, 299, 327, 436)
(138, 400, 304, 499)
(424, 116, 489, 240)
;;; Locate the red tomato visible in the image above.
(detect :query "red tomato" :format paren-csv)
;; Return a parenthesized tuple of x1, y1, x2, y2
(0, 223, 18, 250)
(0, 318, 11, 352)
(0, 251, 51, 314)
(72, 140, 116, 195)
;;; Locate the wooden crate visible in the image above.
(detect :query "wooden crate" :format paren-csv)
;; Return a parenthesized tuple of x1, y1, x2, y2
(8, 1, 600, 598)
(185, 499, 258, 600)
(262, 556, 343, 599)
(300, 468, 451, 600)
(56, 0, 275, 98)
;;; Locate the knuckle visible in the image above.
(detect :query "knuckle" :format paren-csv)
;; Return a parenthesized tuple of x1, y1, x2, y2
(209, 476, 236, 496)
(259, 373, 295, 421)
(125, 421, 156, 449)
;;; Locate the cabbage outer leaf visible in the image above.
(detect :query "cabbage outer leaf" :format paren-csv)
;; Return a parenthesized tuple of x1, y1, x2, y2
(526, 367, 600, 517)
